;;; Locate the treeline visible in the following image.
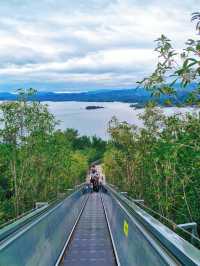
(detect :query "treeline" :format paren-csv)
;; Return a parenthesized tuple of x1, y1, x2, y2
(104, 105, 200, 225)
(104, 13, 200, 227)
(0, 89, 106, 224)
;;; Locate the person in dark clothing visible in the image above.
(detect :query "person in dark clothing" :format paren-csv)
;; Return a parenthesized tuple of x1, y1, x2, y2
(90, 170, 99, 192)
(93, 177, 99, 192)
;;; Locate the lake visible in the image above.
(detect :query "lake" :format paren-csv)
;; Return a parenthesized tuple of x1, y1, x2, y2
(46, 101, 198, 139)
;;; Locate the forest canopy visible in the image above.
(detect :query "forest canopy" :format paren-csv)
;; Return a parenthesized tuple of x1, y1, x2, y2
(0, 89, 106, 224)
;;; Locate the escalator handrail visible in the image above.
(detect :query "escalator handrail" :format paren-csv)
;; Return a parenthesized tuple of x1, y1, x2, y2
(0, 185, 85, 245)
(105, 184, 200, 266)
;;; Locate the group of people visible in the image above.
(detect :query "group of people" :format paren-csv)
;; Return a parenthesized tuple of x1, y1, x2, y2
(89, 164, 103, 192)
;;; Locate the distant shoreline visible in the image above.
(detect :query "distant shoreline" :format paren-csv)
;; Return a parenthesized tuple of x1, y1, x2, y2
(0, 88, 196, 107)
(0, 88, 195, 107)
(0, 99, 198, 109)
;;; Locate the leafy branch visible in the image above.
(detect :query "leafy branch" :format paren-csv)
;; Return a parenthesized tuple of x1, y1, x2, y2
(137, 12, 200, 105)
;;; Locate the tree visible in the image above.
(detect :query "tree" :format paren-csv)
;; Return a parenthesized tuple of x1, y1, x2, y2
(103, 12, 200, 243)
(137, 13, 200, 105)
(0, 89, 106, 224)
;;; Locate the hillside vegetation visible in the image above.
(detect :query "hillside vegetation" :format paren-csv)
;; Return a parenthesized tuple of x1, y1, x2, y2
(104, 13, 200, 227)
(0, 89, 106, 224)
(104, 105, 200, 225)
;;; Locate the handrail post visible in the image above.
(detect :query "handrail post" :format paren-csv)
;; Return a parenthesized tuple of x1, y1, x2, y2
(132, 199, 144, 204)
(177, 222, 199, 244)
(35, 202, 48, 209)
(120, 191, 128, 197)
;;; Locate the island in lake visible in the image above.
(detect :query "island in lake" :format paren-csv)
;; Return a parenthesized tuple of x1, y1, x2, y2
(130, 103, 145, 109)
(85, 105, 105, 110)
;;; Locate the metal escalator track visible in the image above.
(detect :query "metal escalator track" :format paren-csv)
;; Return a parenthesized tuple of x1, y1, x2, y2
(58, 192, 117, 266)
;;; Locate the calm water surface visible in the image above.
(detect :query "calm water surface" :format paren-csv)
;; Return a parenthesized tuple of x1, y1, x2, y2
(46, 101, 198, 139)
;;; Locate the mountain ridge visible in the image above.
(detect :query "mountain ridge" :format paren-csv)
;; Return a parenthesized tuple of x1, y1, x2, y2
(0, 87, 195, 105)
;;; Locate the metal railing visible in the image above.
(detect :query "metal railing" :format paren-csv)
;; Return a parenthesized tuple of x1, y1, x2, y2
(0, 184, 87, 266)
(103, 184, 200, 266)
(1, 183, 200, 266)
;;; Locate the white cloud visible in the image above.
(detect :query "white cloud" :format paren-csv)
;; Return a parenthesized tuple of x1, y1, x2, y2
(0, 0, 198, 91)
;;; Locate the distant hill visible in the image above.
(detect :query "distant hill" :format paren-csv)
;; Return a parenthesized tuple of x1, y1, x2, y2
(0, 87, 195, 105)
(0, 89, 150, 102)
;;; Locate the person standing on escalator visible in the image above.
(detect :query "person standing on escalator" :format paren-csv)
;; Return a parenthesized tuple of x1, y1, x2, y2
(90, 169, 99, 192)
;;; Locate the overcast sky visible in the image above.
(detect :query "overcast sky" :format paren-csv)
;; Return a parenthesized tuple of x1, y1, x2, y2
(0, 0, 198, 92)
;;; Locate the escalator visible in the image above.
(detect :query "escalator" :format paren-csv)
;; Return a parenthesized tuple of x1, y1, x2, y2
(58, 193, 117, 266)
(0, 184, 200, 266)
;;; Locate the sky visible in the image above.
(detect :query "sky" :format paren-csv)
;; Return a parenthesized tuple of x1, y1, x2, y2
(0, 0, 198, 92)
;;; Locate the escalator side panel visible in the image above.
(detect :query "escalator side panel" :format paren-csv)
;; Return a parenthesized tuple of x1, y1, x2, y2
(102, 192, 178, 266)
(0, 190, 87, 266)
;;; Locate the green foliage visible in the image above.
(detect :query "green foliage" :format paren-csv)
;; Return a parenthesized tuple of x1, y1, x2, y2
(0, 89, 106, 224)
(137, 14, 200, 105)
(192, 12, 200, 33)
(104, 108, 200, 225)
(113, 13, 200, 226)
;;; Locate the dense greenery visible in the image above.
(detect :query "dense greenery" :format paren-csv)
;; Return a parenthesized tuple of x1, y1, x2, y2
(104, 106, 200, 225)
(0, 89, 106, 224)
(104, 14, 200, 227)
